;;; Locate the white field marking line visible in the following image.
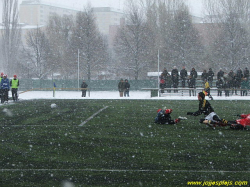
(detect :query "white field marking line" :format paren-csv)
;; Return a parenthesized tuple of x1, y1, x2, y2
(0, 125, 71, 127)
(79, 106, 109, 126)
(1, 169, 250, 173)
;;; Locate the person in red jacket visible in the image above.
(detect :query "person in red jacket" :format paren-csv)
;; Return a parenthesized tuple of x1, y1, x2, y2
(230, 114, 250, 130)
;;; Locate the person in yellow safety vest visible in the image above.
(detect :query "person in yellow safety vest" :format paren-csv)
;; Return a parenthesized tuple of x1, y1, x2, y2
(0, 72, 4, 99)
(10, 75, 19, 102)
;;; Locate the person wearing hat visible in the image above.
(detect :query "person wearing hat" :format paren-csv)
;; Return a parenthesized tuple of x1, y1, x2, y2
(81, 80, 88, 97)
(155, 108, 181, 125)
(0, 74, 10, 103)
(10, 75, 19, 101)
(187, 92, 229, 128)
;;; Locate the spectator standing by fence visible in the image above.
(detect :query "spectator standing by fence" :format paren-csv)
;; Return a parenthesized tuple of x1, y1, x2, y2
(216, 78, 224, 96)
(207, 68, 214, 87)
(187, 75, 195, 96)
(243, 67, 249, 80)
(118, 79, 125, 97)
(81, 80, 88, 97)
(171, 66, 179, 93)
(217, 69, 224, 80)
(10, 75, 19, 101)
(180, 66, 187, 88)
(241, 78, 249, 96)
(190, 68, 198, 88)
(224, 80, 230, 97)
(162, 68, 168, 79)
(124, 79, 130, 97)
(1, 74, 10, 103)
(0, 72, 3, 100)
(201, 70, 208, 82)
(165, 73, 172, 93)
(235, 68, 243, 95)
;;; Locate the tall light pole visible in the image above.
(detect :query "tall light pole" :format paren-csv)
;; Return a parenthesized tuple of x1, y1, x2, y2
(158, 49, 160, 97)
(78, 49, 80, 90)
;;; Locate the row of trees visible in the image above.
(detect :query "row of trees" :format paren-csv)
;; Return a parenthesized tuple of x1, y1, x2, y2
(1, 0, 250, 80)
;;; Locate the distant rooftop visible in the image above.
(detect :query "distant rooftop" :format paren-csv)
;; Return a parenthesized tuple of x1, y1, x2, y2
(92, 7, 124, 14)
(21, 0, 81, 11)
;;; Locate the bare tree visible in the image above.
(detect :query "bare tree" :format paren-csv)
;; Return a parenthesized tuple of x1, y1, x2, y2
(115, 0, 154, 80)
(168, 4, 204, 68)
(204, 0, 250, 70)
(46, 14, 75, 79)
(24, 26, 51, 79)
(71, 5, 109, 81)
(1, 0, 21, 75)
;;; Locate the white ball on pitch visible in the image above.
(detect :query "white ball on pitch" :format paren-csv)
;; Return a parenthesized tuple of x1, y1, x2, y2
(51, 103, 57, 108)
(3, 108, 13, 117)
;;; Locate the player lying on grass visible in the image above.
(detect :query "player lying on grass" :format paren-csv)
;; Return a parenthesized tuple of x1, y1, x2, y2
(229, 114, 250, 130)
(155, 108, 187, 124)
(187, 92, 229, 128)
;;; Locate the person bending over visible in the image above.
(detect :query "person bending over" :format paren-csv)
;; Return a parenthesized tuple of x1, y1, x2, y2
(155, 108, 182, 125)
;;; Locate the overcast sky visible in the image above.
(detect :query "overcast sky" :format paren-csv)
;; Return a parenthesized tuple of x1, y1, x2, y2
(0, 0, 204, 22)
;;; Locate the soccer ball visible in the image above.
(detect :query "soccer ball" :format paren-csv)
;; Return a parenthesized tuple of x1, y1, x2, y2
(51, 103, 57, 108)
(3, 108, 13, 117)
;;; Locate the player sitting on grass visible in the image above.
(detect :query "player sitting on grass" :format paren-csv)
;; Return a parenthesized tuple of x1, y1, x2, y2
(155, 108, 186, 125)
(187, 92, 229, 128)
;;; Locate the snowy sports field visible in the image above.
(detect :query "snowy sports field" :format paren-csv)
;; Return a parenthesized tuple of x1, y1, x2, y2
(1, 91, 250, 186)
(18, 90, 250, 100)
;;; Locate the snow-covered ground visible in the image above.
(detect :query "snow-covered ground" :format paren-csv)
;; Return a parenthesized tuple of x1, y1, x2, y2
(17, 90, 250, 100)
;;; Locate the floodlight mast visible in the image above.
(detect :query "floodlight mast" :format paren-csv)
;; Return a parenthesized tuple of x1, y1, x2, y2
(78, 49, 80, 91)
(158, 49, 160, 97)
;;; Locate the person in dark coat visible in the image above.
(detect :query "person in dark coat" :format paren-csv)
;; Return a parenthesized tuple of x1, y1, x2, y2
(207, 68, 214, 87)
(124, 79, 130, 97)
(217, 69, 224, 80)
(1, 74, 10, 103)
(201, 70, 208, 82)
(118, 79, 125, 97)
(190, 68, 198, 88)
(235, 68, 243, 95)
(224, 80, 230, 97)
(180, 66, 187, 87)
(165, 73, 172, 93)
(171, 66, 179, 93)
(243, 67, 249, 80)
(241, 78, 249, 96)
(187, 75, 195, 96)
(162, 68, 168, 80)
(81, 80, 88, 97)
(0, 72, 4, 100)
(216, 78, 224, 96)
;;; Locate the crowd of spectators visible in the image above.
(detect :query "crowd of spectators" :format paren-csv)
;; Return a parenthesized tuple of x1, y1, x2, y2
(159, 67, 250, 97)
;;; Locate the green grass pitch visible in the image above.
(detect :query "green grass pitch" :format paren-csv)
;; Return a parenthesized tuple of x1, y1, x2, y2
(0, 99, 250, 186)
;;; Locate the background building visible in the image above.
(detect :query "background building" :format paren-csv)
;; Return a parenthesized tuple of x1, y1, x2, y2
(19, 0, 125, 36)
(19, 0, 78, 26)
